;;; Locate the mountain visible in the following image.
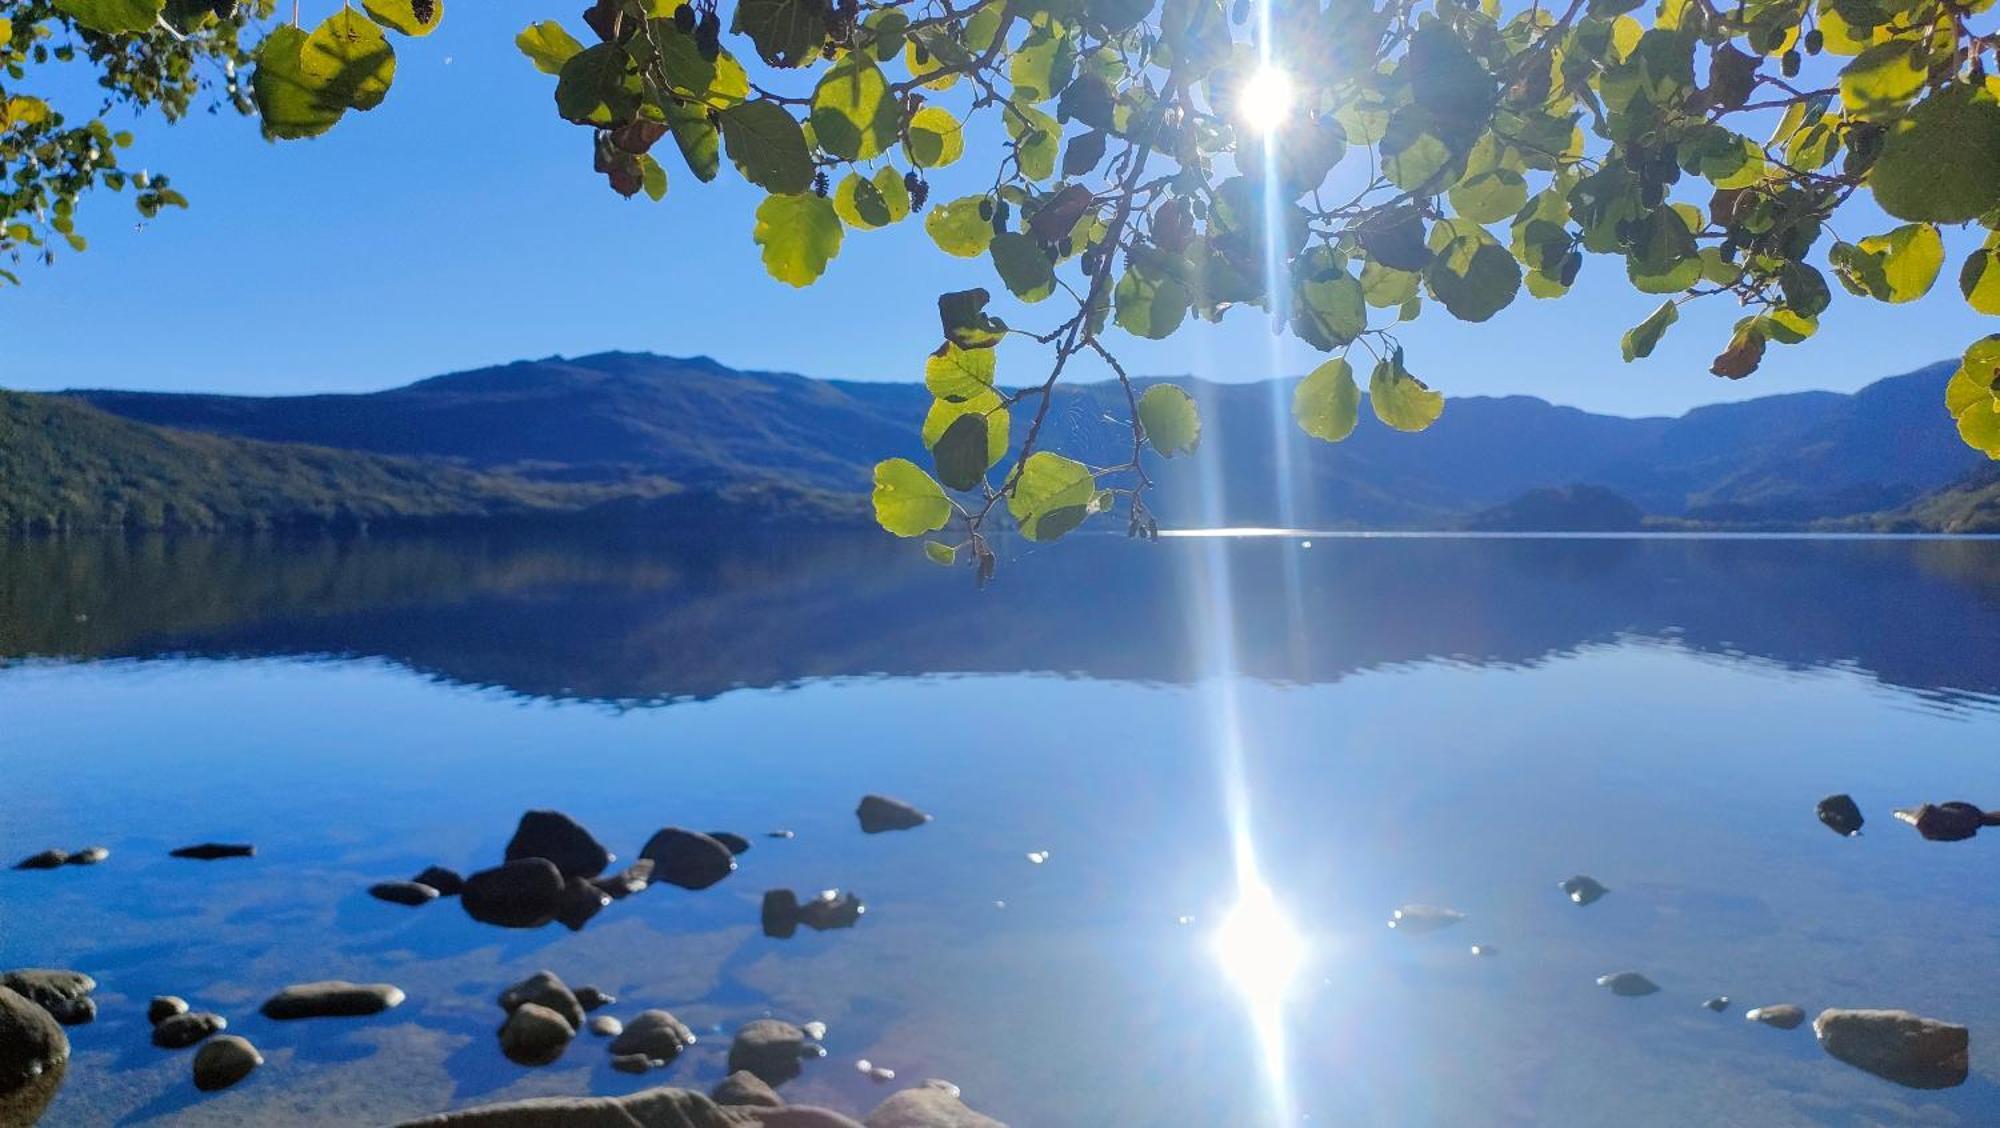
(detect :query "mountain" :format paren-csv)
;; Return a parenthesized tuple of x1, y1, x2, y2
(1855, 462, 2000, 533)
(1463, 485, 1645, 532)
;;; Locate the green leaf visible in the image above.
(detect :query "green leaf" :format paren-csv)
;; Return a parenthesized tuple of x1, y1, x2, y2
(810, 57, 898, 161)
(1853, 223, 1944, 303)
(922, 390, 1009, 475)
(1958, 398, 2000, 458)
(253, 25, 346, 140)
(1293, 357, 1361, 443)
(1872, 86, 2000, 224)
(516, 21, 583, 75)
(1621, 300, 1678, 362)
(926, 196, 995, 258)
(1292, 266, 1366, 350)
(1137, 384, 1201, 457)
(1008, 452, 1095, 542)
(1623, 207, 1701, 294)
(54, 0, 162, 35)
(872, 458, 952, 536)
(650, 21, 750, 106)
(925, 341, 998, 400)
(990, 233, 1056, 302)
(937, 290, 1007, 351)
(1369, 350, 1444, 432)
(904, 106, 965, 169)
(364, 0, 442, 36)
(1423, 221, 1520, 322)
(1838, 40, 1926, 119)
(924, 541, 957, 566)
(1359, 260, 1420, 308)
(304, 9, 396, 113)
(1006, 106, 1061, 181)
(720, 101, 813, 194)
(1961, 239, 2000, 316)
(833, 169, 907, 230)
(1010, 26, 1076, 102)
(1947, 338, 2000, 425)
(732, 0, 828, 68)
(753, 193, 843, 286)
(1449, 168, 1528, 225)
(931, 412, 993, 491)
(1114, 270, 1189, 339)
(663, 99, 720, 181)
(556, 43, 637, 126)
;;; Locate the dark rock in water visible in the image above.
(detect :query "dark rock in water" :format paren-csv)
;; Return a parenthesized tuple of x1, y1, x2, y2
(1817, 794, 1865, 837)
(713, 1069, 784, 1108)
(1558, 875, 1609, 905)
(856, 795, 930, 834)
(393, 1087, 864, 1127)
(499, 1003, 574, 1067)
(763, 890, 801, 939)
(1895, 803, 1985, 842)
(1596, 972, 1660, 997)
(63, 847, 109, 866)
(1703, 996, 1731, 1013)
(575, 986, 614, 1012)
(589, 859, 653, 901)
(261, 981, 405, 1020)
(461, 858, 565, 928)
(193, 1035, 262, 1092)
(149, 996, 189, 1025)
(498, 971, 584, 1031)
(13, 850, 66, 870)
(611, 1053, 655, 1075)
(709, 832, 752, 856)
(556, 878, 611, 931)
(608, 1009, 694, 1064)
(153, 1011, 227, 1048)
(797, 891, 864, 931)
(411, 866, 464, 896)
(768, 830, 796, 840)
(0, 984, 68, 1127)
(503, 810, 612, 880)
(0, 970, 96, 1026)
(587, 1015, 622, 1038)
(864, 1082, 1005, 1128)
(1747, 1004, 1806, 1030)
(728, 1019, 807, 1086)
(170, 843, 254, 860)
(1814, 1008, 1970, 1089)
(638, 828, 736, 890)
(370, 881, 441, 907)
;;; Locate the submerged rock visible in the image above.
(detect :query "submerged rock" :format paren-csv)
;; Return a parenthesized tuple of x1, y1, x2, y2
(1894, 803, 1985, 842)
(13, 850, 66, 870)
(587, 1015, 622, 1038)
(1817, 794, 1865, 837)
(589, 859, 654, 901)
(149, 996, 189, 1025)
(1814, 1008, 1969, 1089)
(193, 1035, 263, 1092)
(412, 866, 464, 896)
(728, 1019, 808, 1086)
(713, 1070, 784, 1108)
(503, 810, 612, 880)
(1703, 996, 1731, 1013)
(1747, 1005, 1805, 1030)
(1596, 972, 1660, 997)
(575, 986, 614, 1012)
(169, 843, 255, 860)
(0, 984, 68, 1127)
(153, 1011, 227, 1049)
(763, 890, 801, 939)
(261, 981, 405, 1020)
(64, 846, 109, 866)
(1388, 904, 1465, 933)
(498, 971, 584, 1031)
(797, 891, 865, 931)
(856, 795, 931, 834)
(710, 832, 752, 856)
(370, 881, 440, 907)
(499, 1003, 574, 1067)
(864, 1082, 1005, 1128)
(608, 1009, 695, 1064)
(1559, 876, 1609, 906)
(461, 858, 566, 928)
(1, 970, 96, 1026)
(638, 828, 737, 890)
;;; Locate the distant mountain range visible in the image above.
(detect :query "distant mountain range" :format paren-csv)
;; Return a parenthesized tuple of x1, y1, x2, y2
(2, 350, 1992, 533)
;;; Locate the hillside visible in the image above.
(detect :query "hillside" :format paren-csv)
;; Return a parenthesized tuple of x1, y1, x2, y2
(1855, 463, 2000, 534)
(1463, 485, 1646, 532)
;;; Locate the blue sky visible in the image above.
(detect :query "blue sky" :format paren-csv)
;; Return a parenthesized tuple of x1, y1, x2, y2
(1, 2, 1991, 417)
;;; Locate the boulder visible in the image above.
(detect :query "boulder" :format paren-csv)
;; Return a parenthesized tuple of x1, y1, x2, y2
(727, 1019, 807, 1086)
(797, 891, 864, 932)
(149, 996, 189, 1025)
(590, 859, 654, 900)
(1558, 876, 1609, 906)
(0, 984, 67, 1127)
(64, 847, 109, 866)
(1596, 972, 1660, 997)
(394, 1087, 863, 1127)
(762, 890, 800, 939)
(169, 843, 254, 860)
(153, 1011, 227, 1049)
(499, 1003, 574, 1067)
(638, 829, 736, 890)
(412, 866, 465, 896)
(556, 878, 611, 931)
(1814, 1008, 1969, 1089)
(498, 971, 584, 1031)
(709, 832, 752, 856)
(261, 981, 405, 1020)
(462, 858, 566, 928)
(863, 1083, 1005, 1128)
(371, 881, 441, 907)
(1894, 803, 1984, 842)
(575, 986, 615, 1012)
(608, 1009, 695, 1064)
(193, 1035, 263, 1092)
(13, 850, 66, 870)
(1816, 794, 1864, 837)
(856, 796, 930, 834)
(714, 1070, 784, 1108)
(503, 810, 612, 880)
(1746, 1005, 1805, 1030)
(0, 970, 97, 1025)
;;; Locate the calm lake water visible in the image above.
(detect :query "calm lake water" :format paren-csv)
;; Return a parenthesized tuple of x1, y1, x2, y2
(6, 532, 2000, 1126)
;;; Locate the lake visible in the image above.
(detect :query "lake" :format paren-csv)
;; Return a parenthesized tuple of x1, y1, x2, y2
(5, 532, 2000, 1126)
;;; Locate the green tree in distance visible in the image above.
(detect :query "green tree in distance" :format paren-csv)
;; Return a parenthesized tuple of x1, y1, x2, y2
(9, 0, 2000, 574)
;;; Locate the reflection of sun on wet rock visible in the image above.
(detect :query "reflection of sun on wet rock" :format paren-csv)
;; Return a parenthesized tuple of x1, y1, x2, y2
(1387, 904, 1464, 933)
(638, 828, 737, 890)
(1894, 802, 1986, 842)
(1703, 996, 1731, 1013)
(13, 849, 67, 870)
(857, 795, 931, 834)
(412, 866, 463, 896)
(587, 1015, 621, 1037)
(1814, 1008, 1970, 1089)
(728, 1019, 808, 1086)
(261, 981, 405, 1020)
(150, 996, 189, 1025)
(193, 1035, 262, 1092)
(499, 971, 585, 1031)
(1559, 875, 1609, 905)
(370, 881, 440, 907)
(1596, 972, 1660, 997)
(498, 1003, 575, 1067)
(1746, 1005, 1805, 1030)
(607, 1009, 695, 1069)
(153, 1011, 227, 1049)
(714, 1069, 784, 1108)
(0, 984, 67, 1126)
(710, 832, 752, 855)
(461, 858, 565, 928)
(65, 846, 108, 866)
(170, 843, 255, 860)
(1, 970, 96, 1025)
(863, 1081, 1005, 1127)
(504, 810, 613, 880)
(1817, 794, 1864, 837)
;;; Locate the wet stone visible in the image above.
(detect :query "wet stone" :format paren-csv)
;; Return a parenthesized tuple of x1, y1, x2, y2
(1748, 1004, 1806, 1030)
(1895, 802, 1985, 842)
(856, 795, 931, 834)
(556, 878, 611, 931)
(767, 830, 796, 840)
(149, 996, 189, 1025)
(370, 881, 440, 907)
(0, 984, 68, 1127)
(153, 1011, 227, 1049)
(1597, 972, 1660, 997)
(461, 858, 565, 929)
(503, 810, 612, 880)
(169, 843, 254, 860)
(499, 1003, 574, 1067)
(728, 1019, 807, 1086)
(411, 866, 464, 896)
(712, 1069, 784, 1108)
(863, 1084, 1005, 1128)
(1559, 875, 1609, 905)
(575, 986, 615, 1012)
(1817, 794, 1865, 837)
(709, 832, 752, 856)
(1815, 1007, 1970, 1089)
(588, 1015, 622, 1037)
(0, 970, 96, 1026)
(763, 889, 801, 939)
(63, 847, 109, 866)
(610, 1053, 655, 1075)
(499, 972, 584, 1031)
(13, 850, 66, 871)
(590, 859, 654, 901)
(193, 1035, 262, 1092)
(1388, 904, 1465, 933)
(1704, 996, 1731, 1013)
(639, 828, 737, 890)
(797, 890, 865, 931)
(261, 981, 405, 1020)
(608, 1009, 695, 1064)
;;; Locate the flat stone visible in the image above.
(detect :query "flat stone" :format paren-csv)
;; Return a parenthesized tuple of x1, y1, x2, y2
(587, 1015, 622, 1037)
(149, 996, 189, 1025)
(713, 1069, 784, 1107)
(556, 878, 610, 931)
(1817, 794, 1864, 837)
(728, 1019, 807, 1086)
(1815, 1008, 1970, 1089)
(503, 810, 613, 880)
(371, 881, 441, 907)
(709, 832, 752, 855)
(499, 1003, 574, 1067)
(1894, 802, 1984, 842)
(153, 1011, 227, 1049)
(13, 850, 66, 871)
(412, 866, 464, 896)
(0, 985, 67, 1127)
(856, 795, 930, 834)
(864, 1084, 1005, 1128)
(1558, 875, 1609, 905)
(1597, 972, 1660, 997)
(763, 890, 800, 939)
(169, 843, 254, 860)
(1388, 904, 1464, 933)
(498, 971, 584, 1031)
(261, 981, 405, 1020)
(575, 986, 614, 1012)
(1747, 1004, 1806, 1030)
(0, 970, 96, 1026)
(193, 1035, 263, 1092)
(589, 859, 653, 901)
(797, 891, 864, 931)
(607, 1009, 694, 1064)
(394, 1088, 863, 1127)
(63, 847, 109, 866)
(638, 828, 736, 890)
(461, 858, 565, 928)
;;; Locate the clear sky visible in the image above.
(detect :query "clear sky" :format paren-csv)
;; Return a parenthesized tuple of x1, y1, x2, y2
(1, 2, 1991, 417)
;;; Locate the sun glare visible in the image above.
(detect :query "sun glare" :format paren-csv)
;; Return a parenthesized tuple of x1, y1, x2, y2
(1237, 65, 1297, 135)
(1211, 874, 1306, 1006)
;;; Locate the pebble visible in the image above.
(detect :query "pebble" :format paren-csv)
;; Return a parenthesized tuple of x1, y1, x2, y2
(1596, 972, 1660, 997)
(498, 971, 585, 1031)
(149, 996, 189, 1025)
(192, 1035, 262, 1092)
(1748, 1004, 1806, 1030)
(169, 843, 254, 860)
(637, 828, 736, 890)
(856, 1058, 896, 1082)
(411, 866, 464, 896)
(1814, 1007, 1970, 1089)
(728, 1019, 807, 1086)
(503, 810, 612, 880)
(856, 794, 931, 833)
(153, 1011, 227, 1049)
(1703, 996, 1731, 1012)
(369, 881, 440, 907)
(498, 1003, 574, 1067)
(261, 981, 405, 1020)
(587, 1015, 622, 1037)
(767, 830, 795, 839)
(0, 984, 67, 1126)
(575, 986, 615, 1012)
(607, 1009, 695, 1064)
(1559, 875, 1609, 905)
(0, 970, 96, 1026)
(1387, 904, 1465, 933)
(801, 1020, 827, 1041)
(1816, 794, 1865, 837)
(460, 858, 565, 928)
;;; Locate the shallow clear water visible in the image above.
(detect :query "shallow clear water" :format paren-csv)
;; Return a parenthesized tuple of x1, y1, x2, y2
(5, 533, 2000, 1126)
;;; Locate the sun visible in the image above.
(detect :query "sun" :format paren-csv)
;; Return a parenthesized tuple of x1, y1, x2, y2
(1237, 65, 1297, 135)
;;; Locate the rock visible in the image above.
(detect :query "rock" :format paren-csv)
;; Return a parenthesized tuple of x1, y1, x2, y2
(461, 858, 566, 928)
(768, 830, 796, 839)
(170, 843, 254, 860)
(503, 810, 612, 880)
(1747, 1004, 1805, 1030)
(153, 1011, 227, 1049)
(864, 1084, 1005, 1128)
(261, 980, 405, 1020)
(13, 850, 66, 870)
(587, 1015, 622, 1037)
(0, 985, 67, 1127)
(1814, 1007, 1969, 1089)
(1558, 875, 1609, 905)
(393, 1088, 864, 1128)
(1703, 996, 1731, 1012)
(1894, 802, 1984, 842)
(714, 1070, 784, 1108)
(590, 859, 654, 900)
(499, 1003, 574, 1067)
(607, 1009, 694, 1064)
(639, 828, 737, 890)
(611, 1053, 655, 1075)
(763, 890, 801, 939)
(728, 1019, 807, 1086)
(149, 996, 189, 1025)
(1817, 794, 1865, 837)
(710, 832, 753, 856)
(1387, 904, 1465, 933)
(800, 1022, 826, 1042)
(412, 866, 464, 896)
(556, 878, 611, 931)
(857, 1060, 896, 1082)
(0, 970, 96, 1025)
(1596, 972, 1660, 997)
(371, 881, 441, 907)
(575, 986, 614, 1012)
(193, 1035, 263, 1092)
(498, 971, 584, 1031)
(63, 846, 109, 866)
(797, 891, 865, 931)
(856, 795, 930, 834)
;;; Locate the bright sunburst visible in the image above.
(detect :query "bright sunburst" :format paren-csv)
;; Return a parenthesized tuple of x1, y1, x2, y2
(1237, 65, 1297, 135)
(1212, 872, 1306, 1005)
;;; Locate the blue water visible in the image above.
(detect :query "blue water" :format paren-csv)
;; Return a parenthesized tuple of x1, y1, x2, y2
(5, 533, 2000, 1126)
